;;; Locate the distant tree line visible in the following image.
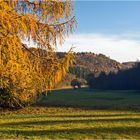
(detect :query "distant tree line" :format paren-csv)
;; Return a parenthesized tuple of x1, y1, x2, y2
(69, 66, 91, 79)
(86, 63, 140, 90)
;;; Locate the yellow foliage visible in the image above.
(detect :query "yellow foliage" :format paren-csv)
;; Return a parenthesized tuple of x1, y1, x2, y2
(0, 0, 76, 108)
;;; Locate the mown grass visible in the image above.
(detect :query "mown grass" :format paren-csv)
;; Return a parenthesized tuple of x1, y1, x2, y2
(0, 88, 140, 139)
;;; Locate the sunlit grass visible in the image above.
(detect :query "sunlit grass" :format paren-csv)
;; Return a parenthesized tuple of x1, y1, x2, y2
(0, 89, 140, 139)
(0, 107, 140, 139)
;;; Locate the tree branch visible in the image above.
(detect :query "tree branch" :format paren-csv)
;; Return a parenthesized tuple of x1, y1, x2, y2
(46, 16, 75, 27)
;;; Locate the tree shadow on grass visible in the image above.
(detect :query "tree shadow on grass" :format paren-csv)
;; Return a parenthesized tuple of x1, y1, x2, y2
(42, 113, 140, 118)
(0, 126, 140, 138)
(1, 118, 140, 126)
(35, 103, 140, 111)
(1, 113, 138, 120)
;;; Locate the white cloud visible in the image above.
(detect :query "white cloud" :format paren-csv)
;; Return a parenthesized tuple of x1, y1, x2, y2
(57, 33, 140, 63)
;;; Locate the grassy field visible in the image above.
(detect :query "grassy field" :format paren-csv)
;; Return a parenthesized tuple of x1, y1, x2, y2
(0, 88, 140, 139)
(39, 88, 140, 110)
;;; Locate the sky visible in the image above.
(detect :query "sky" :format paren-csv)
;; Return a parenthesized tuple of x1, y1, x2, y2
(57, 1, 140, 63)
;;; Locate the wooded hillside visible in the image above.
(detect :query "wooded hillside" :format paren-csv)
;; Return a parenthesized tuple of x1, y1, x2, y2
(27, 49, 136, 88)
(56, 52, 136, 87)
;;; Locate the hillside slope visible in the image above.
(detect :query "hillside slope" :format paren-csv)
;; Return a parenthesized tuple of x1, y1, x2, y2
(26, 48, 136, 87)
(57, 52, 136, 87)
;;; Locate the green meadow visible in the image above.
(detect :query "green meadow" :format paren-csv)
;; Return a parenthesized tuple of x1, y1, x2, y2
(39, 88, 140, 110)
(0, 88, 140, 139)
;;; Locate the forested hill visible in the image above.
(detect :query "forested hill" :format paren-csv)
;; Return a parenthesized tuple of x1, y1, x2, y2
(56, 52, 136, 87)
(71, 53, 122, 77)
(27, 48, 136, 87)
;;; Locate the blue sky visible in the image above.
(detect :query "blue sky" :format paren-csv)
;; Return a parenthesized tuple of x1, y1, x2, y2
(57, 1, 140, 62)
(74, 1, 140, 36)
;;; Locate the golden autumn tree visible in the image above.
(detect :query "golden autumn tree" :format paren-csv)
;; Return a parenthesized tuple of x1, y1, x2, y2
(0, 0, 76, 108)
